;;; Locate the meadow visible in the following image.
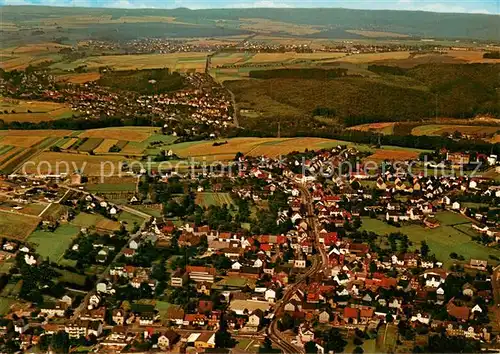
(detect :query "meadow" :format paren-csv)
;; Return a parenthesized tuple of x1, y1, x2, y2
(71, 212, 121, 232)
(195, 192, 234, 208)
(360, 212, 500, 267)
(27, 224, 80, 263)
(411, 124, 499, 137)
(0, 98, 73, 122)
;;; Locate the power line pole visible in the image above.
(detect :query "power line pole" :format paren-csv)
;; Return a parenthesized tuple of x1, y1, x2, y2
(277, 121, 281, 138)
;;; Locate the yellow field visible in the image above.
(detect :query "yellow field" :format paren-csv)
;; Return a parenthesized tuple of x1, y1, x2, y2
(346, 30, 409, 38)
(0, 98, 73, 122)
(60, 138, 79, 150)
(66, 53, 208, 71)
(56, 72, 101, 84)
(243, 52, 346, 64)
(79, 127, 158, 142)
(22, 152, 129, 176)
(0, 130, 73, 137)
(239, 18, 322, 36)
(347, 122, 396, 135)
(94, 139, 119, 154)
(0, 136, 45, 147)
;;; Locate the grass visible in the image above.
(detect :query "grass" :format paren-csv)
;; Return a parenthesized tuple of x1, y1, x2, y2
(0, 210, 40, 240)
(360, 212, 500, 268)
(195, 192, 234, 208)
(56, 269, 86, 286)
(127, 205, 163, 218)
(71, 212, 121, 231)
(0, 297, 15, 315)
(27, 224, 80, 263)
(117, 211, 146, 230)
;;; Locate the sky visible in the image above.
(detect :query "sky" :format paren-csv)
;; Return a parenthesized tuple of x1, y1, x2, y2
(0, 0, 498, 14)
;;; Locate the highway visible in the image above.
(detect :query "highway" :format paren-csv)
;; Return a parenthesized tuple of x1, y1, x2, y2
(267, 182, 326, 354)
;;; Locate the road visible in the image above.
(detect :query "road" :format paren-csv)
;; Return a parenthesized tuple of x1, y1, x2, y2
(267, 182, 326, 354)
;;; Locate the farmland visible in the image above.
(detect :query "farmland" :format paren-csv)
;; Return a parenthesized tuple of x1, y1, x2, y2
(0, 98, 73, 122)
(411, 124, 499, 137)
(347, 122, 396, 135)
(26, 224, 80, 263)
(360, 212, 500, 267)
(367, 149, 421, 162)
(0, 210, 40, 240)
(78, 127, 159, 142)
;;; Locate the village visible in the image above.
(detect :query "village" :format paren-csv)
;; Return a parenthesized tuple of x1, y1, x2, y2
(0, 143, 499, 353)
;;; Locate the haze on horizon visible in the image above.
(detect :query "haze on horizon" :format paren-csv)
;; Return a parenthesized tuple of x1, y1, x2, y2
(0, 0, 498, 15)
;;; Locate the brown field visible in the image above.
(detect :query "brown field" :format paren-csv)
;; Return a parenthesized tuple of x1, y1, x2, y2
(347, 122, 396, 135)
(243, 52, 345, 64)
(94, 139, 119, 154)
(56, 72, 101, 84)
(346, 30, 409, 38)
(96, 218, 121, 231)
(334, 51, 411, 64)
(0, 98, 73, 122)
(0, 56, 54, 71)
(9, 43, 70, 54)
(0, 130, 73, 137)
(490, 135, 500, 143)
(0, 136, 45, 147)
(79, 127, 158, 142)
(120, 143, 145, 155)
(0, 147, 23, 165)
(368, 149, 420, 161)
(22, 152, 129, 176)
(0, 210, 40, 240)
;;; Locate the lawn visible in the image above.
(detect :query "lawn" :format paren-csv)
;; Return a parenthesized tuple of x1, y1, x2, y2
(117, 211, 146, 230)
(56, 269, 86, 286)
(0, 297, 15, 315)
(27, 224, 80, 263)
(360, 213, 500, 268)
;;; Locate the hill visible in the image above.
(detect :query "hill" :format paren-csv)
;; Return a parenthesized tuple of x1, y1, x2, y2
(225, 64, 500, 135)
(1, 5, 499, 42)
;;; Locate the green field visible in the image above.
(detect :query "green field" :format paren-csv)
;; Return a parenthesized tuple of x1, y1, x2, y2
(195, 192, 234, 208)
(360, 212, 500, 267)
(117, 211, 146, 230)
(71, 212, 121, 231)
(0, 210, 40, 240)
(0, 297, 15, 315)
(77, 138, 104, 153)
(27, 224, 80, 262)
(127, 205, 163, 218)
(56, 269, 86, 286)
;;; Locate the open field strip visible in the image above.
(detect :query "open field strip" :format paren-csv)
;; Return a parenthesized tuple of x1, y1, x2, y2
(0, 129, 74, 137)
(347, 122, 396, 135)
(60, 137, 79, 150)
(79, 127, 159, 142)
(0, 145, 14, 156)
(94, 139, 119, 154)
(0, 135, 46, 147)
(77, 138, 104, 153)
(56, 72, 101, 84)
(71, 212, 121, 231)
(411, 124, 499, 137)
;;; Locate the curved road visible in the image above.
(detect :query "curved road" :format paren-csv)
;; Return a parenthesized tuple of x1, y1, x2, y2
(267, 182, 326, 353)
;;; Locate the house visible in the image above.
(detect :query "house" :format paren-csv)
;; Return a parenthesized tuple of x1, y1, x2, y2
(171, 269, 187, 287)
(14, 318, 29, 334)
(184, 314, 207, 327)
(165, 306, 185, 326)
(194, 332, 216, 349)
(139, 312, 155, 326)
(158, 330, 180, 350)
(186, 265, 216, 283)
(319, 311, 330, 324)
(265, 288, 276, 303)
(470, 259, 487, 270)
(343, 307, 359, 324)
(112, 309, 127, 325)
(247, 309, 263, 329)
(197, 282, 212, 296)
(198, 300, 214, 314)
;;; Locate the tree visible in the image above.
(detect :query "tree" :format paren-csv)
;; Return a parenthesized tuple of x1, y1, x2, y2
(420, 241, 430, 258)
(305, 341, 317, 354)
(353, 346, 364, 354)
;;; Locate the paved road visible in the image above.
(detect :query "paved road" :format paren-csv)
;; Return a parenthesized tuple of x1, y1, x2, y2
(267, 182, 326, 354)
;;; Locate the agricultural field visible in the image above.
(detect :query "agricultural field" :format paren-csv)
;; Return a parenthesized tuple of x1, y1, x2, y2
(0, 135, 46, 147)
(170, 137, 345, 160)
(0, 98, 73, 122)
(94, 139, 119, 154)
(0, 201, 47, 216)
(360, 212, 500, 267)
(51, 52, 209, 72)
(77, 138, 104, 153)
(411, 124, 499, 137)
(367, 149, 421, 162)
(26, 224, 80, 263)
(78, 127, 159, 142)
(86, 183, 137, 193)
(0, 210, 40, 240)
(347, 122, 396, 135)
(21, 152, 130, 176)
(71, 212, 121, 232)
(55, 72, 101, 84)
(196, 192, 234, 208)
(0, 297, 16, 315)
